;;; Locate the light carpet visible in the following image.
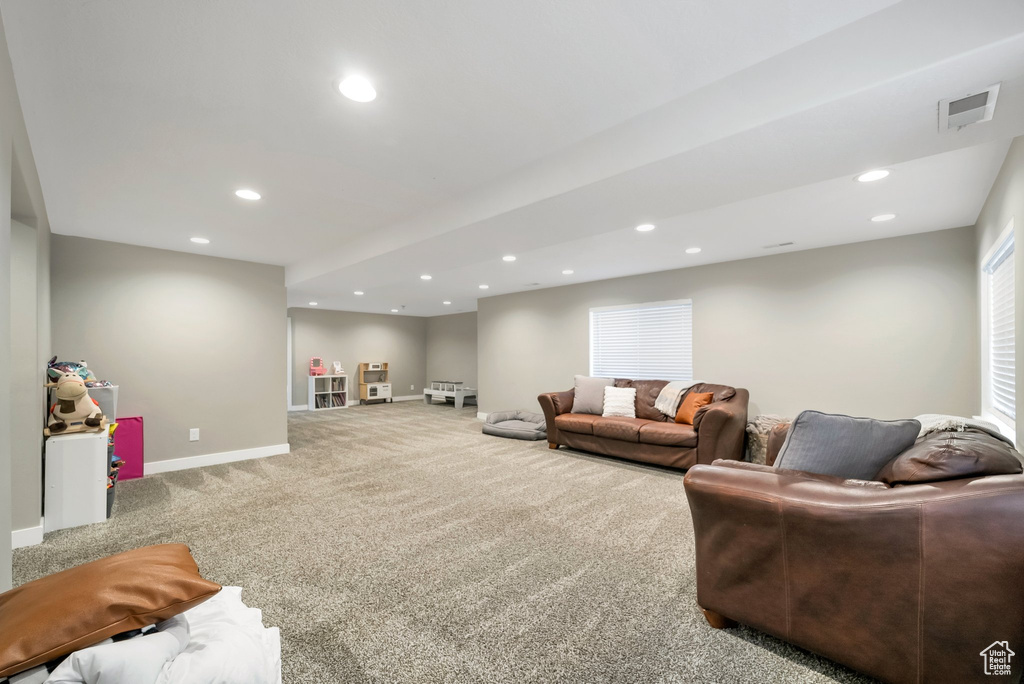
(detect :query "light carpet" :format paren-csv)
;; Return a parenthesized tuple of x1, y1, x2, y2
(14, 401, 873, 683)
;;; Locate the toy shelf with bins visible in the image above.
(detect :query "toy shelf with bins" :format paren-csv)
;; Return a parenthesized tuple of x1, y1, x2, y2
(308, 374, 348, 411)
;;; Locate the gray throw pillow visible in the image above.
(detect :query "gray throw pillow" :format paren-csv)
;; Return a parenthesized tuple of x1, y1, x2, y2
(573, 375, 614, 415)
(774, 410, 921, 480)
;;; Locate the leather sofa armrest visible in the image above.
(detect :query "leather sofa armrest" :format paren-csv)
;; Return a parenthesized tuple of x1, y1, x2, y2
(765, 422, 790, 467)
(694, 388, 748, 465)
(537, 389, 574, 444)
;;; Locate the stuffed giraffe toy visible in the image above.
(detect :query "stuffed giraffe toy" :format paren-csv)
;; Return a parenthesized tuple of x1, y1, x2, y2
(48, 372, 104, 433)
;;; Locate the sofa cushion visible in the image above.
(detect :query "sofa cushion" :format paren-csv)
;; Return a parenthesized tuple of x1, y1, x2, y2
(593, 417, 652, 442)
(775, 410, 920, 480)
(639, 422, 698, 447)
(0, 544, 220, 678)
(615, 379, 670, 421)
(690, 383, 736, 403)
(573, 375, 614, 415)
(876, 428, 1024, 485)
(554, 413, 601, 435)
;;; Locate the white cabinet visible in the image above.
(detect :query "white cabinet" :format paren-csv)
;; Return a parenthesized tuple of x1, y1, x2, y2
(45, 431, 108, 533)
(365, 383, 391, 400)
(308, 374, 348, 411)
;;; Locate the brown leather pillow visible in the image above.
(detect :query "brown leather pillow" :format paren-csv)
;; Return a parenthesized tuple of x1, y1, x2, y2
(0, 544, 221, 677)
(675, 391, 714, 425)
(876, 429, 1024, 485)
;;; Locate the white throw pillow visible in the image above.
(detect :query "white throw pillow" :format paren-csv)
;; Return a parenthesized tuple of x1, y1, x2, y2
(602, 386, 636, 418)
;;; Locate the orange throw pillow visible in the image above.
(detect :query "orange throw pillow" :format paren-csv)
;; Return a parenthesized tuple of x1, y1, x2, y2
(0, 544, 220, 677)
(675, 391, 714, 425)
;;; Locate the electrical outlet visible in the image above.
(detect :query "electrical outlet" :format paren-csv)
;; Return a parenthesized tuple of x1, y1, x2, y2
(410, 384, 415, 391)
(189, 428, 200, 442)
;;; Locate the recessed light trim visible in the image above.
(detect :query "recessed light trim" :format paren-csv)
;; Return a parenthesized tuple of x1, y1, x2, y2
(353, 291, 364, 295)
(443, 301, 452, 305)
(420, 274, 432, 280)
(479, 284, 489, 290)
(338, 75, 377, 102)
(871, 213, 896, 222)
(235, 189, 261, 200)
(562, 269, 574, 275)
(190, 237, 210, 244)
(685, 247, 702, 254)
(390, 308, 399, 313)
(856, 169, 890, 183)
(502, 255, 516, 262)
(635, 224, 655, 232)
(309, 301, 318, 306)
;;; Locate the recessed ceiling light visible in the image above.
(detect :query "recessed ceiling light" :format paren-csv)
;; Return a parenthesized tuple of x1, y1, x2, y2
(390, 308, 399, 313)
(502, 255, 516, 262)
(685, 247, 702, 254)
(353, 290, 364, 295)
(190, 237, 210, 244)
(856, 169, 890, 183)
(635, 224, 655, 232)
(309, 301, 318, 306)
(562, 269, 574, 275)
(443, 301, 452, 305)
(871, 213, 896, 222)
(338, 75, 377, 102)
(235, 189, 261, 200)
(479, 284, 489, 290)
(420, 274, 432, 281)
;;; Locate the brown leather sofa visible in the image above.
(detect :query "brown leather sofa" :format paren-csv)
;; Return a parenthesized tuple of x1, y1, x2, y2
(683, 425, 1024, 683)
(537, 381, 748, 469)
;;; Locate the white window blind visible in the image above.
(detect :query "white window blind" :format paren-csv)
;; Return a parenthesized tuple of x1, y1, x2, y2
(986, 230, 1015, 420)
(590, 300, 692, 381)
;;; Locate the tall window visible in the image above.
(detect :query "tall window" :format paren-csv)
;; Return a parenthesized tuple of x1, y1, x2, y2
(589, 299, 693, 381)
(985, 224, 1015, 421)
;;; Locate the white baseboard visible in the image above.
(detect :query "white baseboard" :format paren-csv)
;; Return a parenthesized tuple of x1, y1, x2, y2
(145, 443, 290, 475)
(288, 404, 309, 412)
(12, 520, 44, 549)
(392, 395, 421, 402)
(477, 412, 488, 421)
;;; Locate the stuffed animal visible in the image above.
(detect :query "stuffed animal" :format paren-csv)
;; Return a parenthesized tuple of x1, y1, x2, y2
(48, 372, 104, 433)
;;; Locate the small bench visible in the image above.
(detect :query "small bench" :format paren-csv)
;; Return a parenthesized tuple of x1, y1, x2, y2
(482, 411, 547, 441)
(423, 381, 477, 409)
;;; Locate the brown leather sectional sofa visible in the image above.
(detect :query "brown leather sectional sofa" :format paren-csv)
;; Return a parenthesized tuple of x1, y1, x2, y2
(684, 424, 1024, 683)
(538, 380, 748, 469)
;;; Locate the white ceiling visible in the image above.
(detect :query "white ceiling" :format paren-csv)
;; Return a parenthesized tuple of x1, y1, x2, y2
(4, 0, 1024, 315)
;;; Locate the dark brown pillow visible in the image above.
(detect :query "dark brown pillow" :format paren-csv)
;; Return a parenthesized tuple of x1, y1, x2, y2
(0, 543, 221, 677)
(876, 429, 1024, 485)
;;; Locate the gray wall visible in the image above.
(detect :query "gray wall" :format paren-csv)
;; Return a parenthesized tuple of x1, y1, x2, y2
(478, 226, 980, 421)
(51, 235, 288, 464)
(289, 308, 428, 405)
(426, 312, 478, 387)
(976, 135, 1024, 439)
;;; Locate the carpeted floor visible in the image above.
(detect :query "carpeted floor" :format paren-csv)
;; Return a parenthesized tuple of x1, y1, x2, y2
(14, 402, 874, 683)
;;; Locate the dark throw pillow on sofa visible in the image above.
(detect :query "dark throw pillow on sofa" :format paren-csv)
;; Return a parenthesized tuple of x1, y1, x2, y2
(876, 429, 1024, 485)
(774, 410, 921, 480)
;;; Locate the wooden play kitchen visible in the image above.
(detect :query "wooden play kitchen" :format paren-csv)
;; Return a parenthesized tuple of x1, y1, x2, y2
(358, 362, 392, 404)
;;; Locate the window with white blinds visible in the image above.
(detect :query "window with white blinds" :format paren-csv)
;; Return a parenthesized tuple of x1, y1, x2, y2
(985, 228, 1015, 420)
(589, 299, 693, 381)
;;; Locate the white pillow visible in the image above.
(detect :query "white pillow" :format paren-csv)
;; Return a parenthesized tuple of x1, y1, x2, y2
(602, 386, 636, 418)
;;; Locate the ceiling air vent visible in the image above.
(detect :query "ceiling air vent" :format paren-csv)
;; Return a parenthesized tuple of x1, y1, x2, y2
(939, 83, 1000, 133)
(762, 241, 794, 249)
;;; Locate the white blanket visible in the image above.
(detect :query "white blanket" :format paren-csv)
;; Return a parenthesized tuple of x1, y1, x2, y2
(654, 381, 699, 417)
(914, 413, 1014, 445)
